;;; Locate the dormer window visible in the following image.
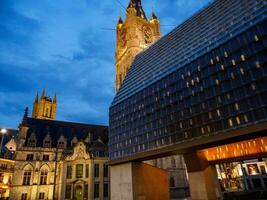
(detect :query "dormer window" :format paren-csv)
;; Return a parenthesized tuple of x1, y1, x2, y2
(28, 133, 37, 147)
(58, 141, 65, 149)
(43, 140, 51, 148)
(43, 133, 51, 148)
(28, 139, 36, 147)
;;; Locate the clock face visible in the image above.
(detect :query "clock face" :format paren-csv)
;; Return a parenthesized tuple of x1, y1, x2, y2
(120, 29, 127, 47)
(143, 26, 153, 44)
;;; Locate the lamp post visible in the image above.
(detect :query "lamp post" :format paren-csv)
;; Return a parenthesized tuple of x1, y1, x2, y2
(0, 128, 7, 157)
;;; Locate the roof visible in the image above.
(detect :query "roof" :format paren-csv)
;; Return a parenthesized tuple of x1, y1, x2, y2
(24, 117, 108, 151)
(112, 0, 266, 106)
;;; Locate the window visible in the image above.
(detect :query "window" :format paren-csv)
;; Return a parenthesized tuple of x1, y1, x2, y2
(94, 164, 99, 178)
(23, 171, 31, 185)
(43, 155, 49, 161)
(94, 183, 99, 198)
(232, 59, 236, 66)
(86, 164, 89, 178)
(58, 141, 65, 148)
(76, 164, 83, 178)
(28, 139, 36, 147)
(67, 166, 72, 179)
(104, 164, 109, 177)
(65, 185, 72, 199)
(170, 177, 175, 187)
(254, 35, 259, 42)
(104, 183, 109, 198)
(39, 192, 45, 200)
(228, 119, 233, 127)
(241, 55, 245, 61)
(40, 171, 48, 185)
(26, 154, 34, 161)
(21, 193, 27, 200)
(43, 140, 51, 148)
(255, 61, 261, 68)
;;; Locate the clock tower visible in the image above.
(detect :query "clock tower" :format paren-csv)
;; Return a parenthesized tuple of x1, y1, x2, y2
(115, 0, 161, 91)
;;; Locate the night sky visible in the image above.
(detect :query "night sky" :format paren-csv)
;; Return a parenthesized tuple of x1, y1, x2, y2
(0, 0, 211, 128)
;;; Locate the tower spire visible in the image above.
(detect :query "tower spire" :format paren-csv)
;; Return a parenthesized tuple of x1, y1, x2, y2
(127, 0, 147, 20)
(53, 93, 57, 103)
(21, 107, 29, 126)
(35, 92, 39, 103)
(41, 88, 45, 99)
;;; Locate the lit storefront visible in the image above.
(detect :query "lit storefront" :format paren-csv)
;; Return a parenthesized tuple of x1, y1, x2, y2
(216, 158, 267, 192)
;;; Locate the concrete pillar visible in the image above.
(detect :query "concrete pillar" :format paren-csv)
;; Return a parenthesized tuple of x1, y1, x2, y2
(184, 152, 222, 200)
(110, 162, 170, 200)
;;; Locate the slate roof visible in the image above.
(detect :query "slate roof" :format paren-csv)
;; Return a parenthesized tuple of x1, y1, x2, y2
(24, 117, 108, 153)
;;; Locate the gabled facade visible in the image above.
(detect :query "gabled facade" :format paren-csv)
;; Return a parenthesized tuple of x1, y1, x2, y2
(9, 93, 110, 200)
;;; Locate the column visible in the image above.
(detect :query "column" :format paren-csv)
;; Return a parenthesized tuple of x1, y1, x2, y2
(110, 162, 170, 200)
(183, 152, 222, 200)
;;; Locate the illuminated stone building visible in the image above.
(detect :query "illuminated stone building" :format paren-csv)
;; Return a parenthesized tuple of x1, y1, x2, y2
(110, 0, 267, 199)
(115, 0, 160, 91)
(0, 158, 14, 199)
(114, 0, 189, 198)
(7, 91, 110, 200)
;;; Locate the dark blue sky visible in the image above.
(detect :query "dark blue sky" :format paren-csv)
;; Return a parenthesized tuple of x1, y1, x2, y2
(0, 0, 210, 128)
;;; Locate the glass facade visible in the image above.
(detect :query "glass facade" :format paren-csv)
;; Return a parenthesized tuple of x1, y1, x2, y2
(109, 0, 267, 160)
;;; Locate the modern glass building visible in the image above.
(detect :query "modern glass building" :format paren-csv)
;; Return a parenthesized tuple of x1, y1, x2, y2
(109, 0, 267, 160)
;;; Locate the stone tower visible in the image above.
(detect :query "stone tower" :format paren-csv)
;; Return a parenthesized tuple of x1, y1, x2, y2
(115, 0, 161, 91)
(32, 89, 57, 120)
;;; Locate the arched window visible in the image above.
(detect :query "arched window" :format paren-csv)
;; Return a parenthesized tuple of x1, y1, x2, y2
(43, 134, 51, 148)
(40, 171, 48, 185)
(23, 164, 33, 185)
(28, 132, 37, 147)
(170, 177, 175, 188)
(40, 165, 49, 185)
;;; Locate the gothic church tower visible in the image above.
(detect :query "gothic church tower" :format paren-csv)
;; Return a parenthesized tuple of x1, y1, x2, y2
(115, 0, 161, 91)
(32, 89, 57, 120)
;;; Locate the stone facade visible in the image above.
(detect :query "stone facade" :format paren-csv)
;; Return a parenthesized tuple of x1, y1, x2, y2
(32, 89, 57, 120)
(115, 0, 160, 91)
(7, 92, 110, 200)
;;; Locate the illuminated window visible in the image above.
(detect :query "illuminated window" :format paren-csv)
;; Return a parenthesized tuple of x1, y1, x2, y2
(232, 59, 236, 66)
(254, 35, 259, 42)
(235, 103, 239, 111)
(244, 114, 249, 122)
(240, 68, 245, 75)
(224, 51, 228, 58)
(191, 80, 195, 86)
(228, 119, 233, 127)
(197, 66, 201, 71)
(207, 125, 211, 133)
(201, 127, 205, 134)
(216, 79, 220, 86)
(255, 61, 261, 68)
(184, 132, 188, 139)
(251, 83, 256, 91)
(210, 59, 214, 65)
(186, 82, 189, 88)
(182, 74, 184, 80)
(196, 77, 200, 83)
(236, 117, 241, 125)
(221, 65, 225, 71)
(187, 71, 191, 76)
(216, 56, 220, 62)
(190, 119, 193, 125)
(217, 109, 221, 117)
(241, 55, 246, 61)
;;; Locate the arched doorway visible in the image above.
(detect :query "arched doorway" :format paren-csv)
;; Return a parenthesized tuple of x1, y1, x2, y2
(74, 185, 83, 200)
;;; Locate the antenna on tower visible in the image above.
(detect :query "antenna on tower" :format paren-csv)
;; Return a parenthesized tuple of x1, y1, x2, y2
(115, 0, 127, 12)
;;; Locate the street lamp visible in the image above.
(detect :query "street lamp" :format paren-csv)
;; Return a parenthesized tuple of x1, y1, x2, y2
(0, 128, 7, 157)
